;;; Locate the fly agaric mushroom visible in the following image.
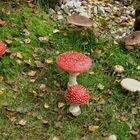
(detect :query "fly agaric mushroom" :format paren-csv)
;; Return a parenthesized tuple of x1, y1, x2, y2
(0, 41, 7, 55)
(67, 14, 93, 27)
(66, 84, 89, 116)
(124, 31, 140, 50)
(56, 52, 92, 87)
(121, 78, 140, 92)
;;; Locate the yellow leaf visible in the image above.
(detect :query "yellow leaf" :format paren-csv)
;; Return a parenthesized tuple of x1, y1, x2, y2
(44, 103, 50, 109)
(58, 102, 65, 108)
(0, 90, 4, 96)
(45, 58, 53, 64)
(18, 119, 27, 126)
(27, 70, 36, 77)
(88, 71, 95, 75)
(92, 95, 99, 101)
(0, 75, 4, 81)
(88, 125, 99, 132)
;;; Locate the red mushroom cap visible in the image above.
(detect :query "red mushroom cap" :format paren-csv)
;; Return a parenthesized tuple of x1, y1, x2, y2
(56, 52, 92, 73)
(0, 41, 7, 55)
(66, 84, 89, 105)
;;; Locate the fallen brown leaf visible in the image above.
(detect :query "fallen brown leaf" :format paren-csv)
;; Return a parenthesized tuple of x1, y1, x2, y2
(27, 70, 36, 77)
(45, 58, 53, 64)
(35, 61, 44, 68)
(38, 36, 49, 42)
(24, 38, 31, 44)
(18, 119, 27, 126)
(58, 102, 65, 108)
(88, 125, 99, 132)
(0, 19, 6, 26)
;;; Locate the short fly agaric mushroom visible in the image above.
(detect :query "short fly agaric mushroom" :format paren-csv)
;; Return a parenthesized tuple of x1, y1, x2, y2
(66, 84, 89, 116)
(121, 78, 140, 92)
(0, 41, 7, 55)
(56, 52, 92, 87)
(124, 31, 140, 50)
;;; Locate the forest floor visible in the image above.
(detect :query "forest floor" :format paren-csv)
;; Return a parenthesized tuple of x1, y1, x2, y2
(0, 1, 140, 140)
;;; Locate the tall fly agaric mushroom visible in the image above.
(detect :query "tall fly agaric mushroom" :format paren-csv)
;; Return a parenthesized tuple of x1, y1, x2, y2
(124, 31, 140, 50)
(121, 78, 140, 92)
(0, 41, 7, 56)
(66, 84, 89, 116)
(56, 52, 92, 87)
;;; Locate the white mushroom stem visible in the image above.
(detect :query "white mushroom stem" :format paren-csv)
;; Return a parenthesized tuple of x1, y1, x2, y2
(68, 73, 79, 87)
(69, 104, 81, 116)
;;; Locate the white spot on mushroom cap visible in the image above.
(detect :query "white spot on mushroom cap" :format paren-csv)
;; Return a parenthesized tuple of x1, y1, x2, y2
(121, 78, 140, 92)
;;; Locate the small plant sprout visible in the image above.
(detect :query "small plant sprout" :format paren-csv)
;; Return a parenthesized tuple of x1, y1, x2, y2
(121, 78, 140, 92)
(0, 41, 7, 56)
(56, 52, 92, 87)
(66, 84, 89, 116)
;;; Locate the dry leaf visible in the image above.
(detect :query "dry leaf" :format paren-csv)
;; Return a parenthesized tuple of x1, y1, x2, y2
(88, 125, 99, 132)
(28, 2, 35, 8)
(44, 103, 50, 109)
(137, 65, 140, 70)
(18, 119, 27, 126)
(0, 101, 8, 106)
(5, 80, 15, 85)
(23, 29, 30, 35)
(0, 19, 6, 26)
(9, 53, 16, 59)
(24, 59, 32, 65)
(88, 71, 95, 75)
(58, 102, 65, 108)
(52, 136, 60, 140)
(42, 119, 49, 124)
(13, 85, 18, 92)
(24, 38, 31, 44)
(92, 95, 100, 101)
(97, 83, 104, 90)
(0, 75, 4, 81)
(55, 122, 63, 129)
(53, 29, 60, 33)
(16, 52, 23, 59)
(3, 108, 19, 117)
(27, 70, 36, 77)
(130, 130, 139, 135)
(0, 90, 4, 96)
(131, 108, 138, 115)
(5, 39, 12, 44)
(38, 36, 49, 42)
(45, 58, 53, 64)
(35, 61, 44, 68)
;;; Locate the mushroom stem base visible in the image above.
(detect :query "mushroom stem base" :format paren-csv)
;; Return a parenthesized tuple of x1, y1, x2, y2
(69, 104, 81, 116)
(68, 73, 79, 87)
